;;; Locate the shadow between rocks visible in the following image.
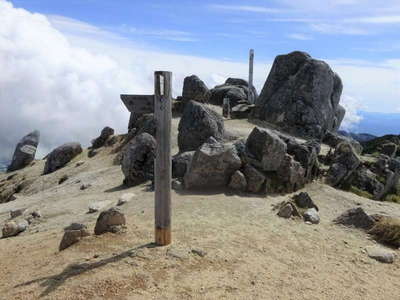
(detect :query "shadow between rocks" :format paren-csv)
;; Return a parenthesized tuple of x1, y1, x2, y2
(14, 243, 157, 298)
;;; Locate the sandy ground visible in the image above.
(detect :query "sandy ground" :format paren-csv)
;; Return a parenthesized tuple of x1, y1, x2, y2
(1, 115, 400, 300)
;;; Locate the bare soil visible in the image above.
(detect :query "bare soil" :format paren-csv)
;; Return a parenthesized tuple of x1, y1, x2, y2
(1, 115, 399, 300)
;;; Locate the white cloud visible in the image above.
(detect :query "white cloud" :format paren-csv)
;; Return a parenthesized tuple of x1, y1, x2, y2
(347, 15, 400, 24)
(339, 95, 363, 130)
(287, 33, 313, 40)
(208, 4, 281, 14)
(310, 23, 371, 35)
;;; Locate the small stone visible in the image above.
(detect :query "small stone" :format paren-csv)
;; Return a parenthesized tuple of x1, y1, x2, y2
(167, 248, 189, 260)
(31, 210, 42, 218)
(191, 249, 207, 257)
(88, 201, 110, 214)
(117, 193, 135, 206)
(2, 219, 29, 238)
(75, 161, 85, 167)
(80, 183, 92, 190)
(94, 207, 126, 235)
(334, 207, 375, 230)
(172, 179, 184, 191)
(277, 203, 294, 219)
(303, 208, 320, 224)
(365, 246, 396, 263)
(59, 223, 90, 251)
(58, 175, 69, 185)
(293, 192, 319, 211)
(228, 170, 247, 191)
(10, 208, 26, 219)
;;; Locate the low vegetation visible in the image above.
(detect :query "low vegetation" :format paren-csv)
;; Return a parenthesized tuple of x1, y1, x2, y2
(369, 216, 400, 248)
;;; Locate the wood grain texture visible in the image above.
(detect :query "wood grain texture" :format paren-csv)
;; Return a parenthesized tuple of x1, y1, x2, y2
(154, 71, 172, 246)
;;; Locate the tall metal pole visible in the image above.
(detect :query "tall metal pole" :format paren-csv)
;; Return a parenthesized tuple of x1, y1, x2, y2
(248, 49, 255, 104)
(154, 71, 172, 246)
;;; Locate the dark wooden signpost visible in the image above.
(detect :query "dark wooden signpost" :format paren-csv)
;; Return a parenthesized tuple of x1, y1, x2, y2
(248, 49, 255, 104)
(120, 71, 172, 246)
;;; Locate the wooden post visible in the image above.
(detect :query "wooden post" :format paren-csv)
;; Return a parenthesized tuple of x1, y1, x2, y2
(154, 71, 172, 246)
(222, 97, 231, 119)
(248, 49, 254, 104)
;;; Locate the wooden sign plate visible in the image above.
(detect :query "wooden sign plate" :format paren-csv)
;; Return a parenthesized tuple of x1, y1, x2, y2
(120, 94, 154, 114)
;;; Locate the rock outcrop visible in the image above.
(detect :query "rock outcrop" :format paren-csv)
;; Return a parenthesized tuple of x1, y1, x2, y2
(182, 75, 210, 104)
(184, 138, 241, 189)
(44, 142, 83, 174)
(7, 130, 40, 172)
(91, 127, 115, 149)
(245, 127, 287, 171)
(326, 142, 360, 187)
(254, 51, 344, 139)
(178, 101, 224, 152)
(121, 133, 156, 186)
(210, 78, 257, 107)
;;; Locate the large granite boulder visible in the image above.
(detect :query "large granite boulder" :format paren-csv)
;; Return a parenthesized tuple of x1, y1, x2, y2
(182, 75, 210, 104)
(254, 51, 344, 139)
(184, 138, 242, 189)
(349, 167, 385, 199)
(121, 133, 156, 186)
(276, 154, 306, 193)
(323, 131, 363, 154)
(172, 151, 194, 178)
(245, 127, 287, 171)
(44, 142, 83, 174)
(7, 130, 40, 172)
(91, 127, 114, 149)
(326, 142, 361, 187)
(178, 101, 224, 152)
(209, 78, 257, 107)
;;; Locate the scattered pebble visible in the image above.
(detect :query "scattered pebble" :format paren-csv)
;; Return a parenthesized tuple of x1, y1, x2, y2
(117, 193, 135, 206)
(366, 246, 396, 264)
(80, 183, 92, 190)
(191, 248, 207, 257)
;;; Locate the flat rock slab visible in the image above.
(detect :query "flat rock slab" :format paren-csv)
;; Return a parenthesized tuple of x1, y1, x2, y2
(365, 246, 396, 264)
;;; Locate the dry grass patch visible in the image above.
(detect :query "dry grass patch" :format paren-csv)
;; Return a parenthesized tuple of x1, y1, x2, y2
(369, 216, 400, 248)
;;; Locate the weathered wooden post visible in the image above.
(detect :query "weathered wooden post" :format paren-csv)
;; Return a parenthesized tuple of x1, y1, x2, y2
(248, 49, 255, 104)
(222, 97, 231, 119)
(154, 71, 172, 246)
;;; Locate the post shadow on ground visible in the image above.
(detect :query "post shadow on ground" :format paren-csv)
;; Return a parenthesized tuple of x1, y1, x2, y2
(14, 243, 158, 298)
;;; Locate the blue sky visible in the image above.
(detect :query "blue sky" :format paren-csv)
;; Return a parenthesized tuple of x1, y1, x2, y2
(0, 0, 399, 160)
(10, 0, 400, 62)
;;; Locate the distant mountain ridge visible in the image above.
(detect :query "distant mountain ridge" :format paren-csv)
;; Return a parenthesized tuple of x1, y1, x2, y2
(353, 111, 400, 136)
(0, 161, 9, 173)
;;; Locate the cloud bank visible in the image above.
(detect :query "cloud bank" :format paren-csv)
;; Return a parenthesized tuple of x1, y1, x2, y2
(0, 0, 369, 162)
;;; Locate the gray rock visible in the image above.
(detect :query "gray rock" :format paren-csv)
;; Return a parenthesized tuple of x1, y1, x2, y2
(172, 179, 184, 191)
(350, 167, 384, 200)
(246, 127, 287, 171)
(293, 192, 319, 211)
(10, 208, 26, 219)
(121, 133, 156, 186)
(276, 154, 306, 193)
(135, 114, 157, 137)
(254, 51, 344, 139)
(80, 183, 92, 190)
(88, 201, 111, 213)
(210, 78, 257, 107)
(286, 139, 320, 181)
(7, 130, 40, 172)
(231, 104, 255, 119)
(228, 170, 247, 191)
(303, 208, 320, 224)
(94, 207, 126, 235)
(333, 207, 375, 230)
(243, 164, 265, 193)
(172, 151, 195, 178)
(59, 223, 90, 251)
(323, 131, 363, 155)
(326, 142, 361, 187)
(91, 126, 114, 149)
(117, 193, 135, 206)
(277, 202, 294, 219)
(184, 138, 242, 189)
(182, 75, 210, 104)
(44, 142, 83, 174)
(366, 246, 396, 264)
(178, 101, 225, 152)
(2, 219, 29, 238)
